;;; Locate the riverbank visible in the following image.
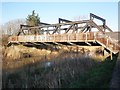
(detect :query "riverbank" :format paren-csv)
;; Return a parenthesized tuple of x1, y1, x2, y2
(2, 45, 118, 88)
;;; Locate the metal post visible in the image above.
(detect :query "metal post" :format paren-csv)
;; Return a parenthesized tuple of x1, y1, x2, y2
(94, 32, 96, 41)
(110, 51, 113, 60)
(86, 32, 87, 42)
(76, 33, 77, 41)
(107, 38, 108, 47)
(54, 34, 55, 42)
(68, 34, 69, 41)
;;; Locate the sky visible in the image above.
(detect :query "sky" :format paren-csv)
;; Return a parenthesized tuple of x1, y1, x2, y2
(1, 2, 119, 31)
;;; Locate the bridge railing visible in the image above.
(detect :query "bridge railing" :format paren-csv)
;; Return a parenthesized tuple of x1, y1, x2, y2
(95, 33, 120, 51)
(8, 32, 120, 51)
(8, 32, 95, 42)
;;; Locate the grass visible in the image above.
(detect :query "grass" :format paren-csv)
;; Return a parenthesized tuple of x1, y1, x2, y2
(2, 45, 118, 88)
(2, 52, 100, 88)
(68, 56, 117, 88)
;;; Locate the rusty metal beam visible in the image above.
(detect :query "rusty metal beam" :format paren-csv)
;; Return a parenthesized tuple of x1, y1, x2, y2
(17, 29, 26, 36)
(52, 25, 60, 34)
(20, 24, 34, 29)
(104, 25, 113, 32)
(59, 18, 72, 23)
(21, 25, 104, 31)
(80, 24, 88, 33)
(84, 26, 91, 33)
(72, 24, 78, 33)
(90, 13, 106, 26)
(18, 24, 106, 36)
(23, 20, 90, 29)
(39, 22, 51, 25)
(90, 20, 105, 34)
(65, 24, 74, 33)
(17, 20, 89, 35)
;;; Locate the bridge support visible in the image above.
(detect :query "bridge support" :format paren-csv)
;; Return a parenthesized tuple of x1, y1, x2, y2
(110, 51, 113, 60)
(101, 46, 104, 56)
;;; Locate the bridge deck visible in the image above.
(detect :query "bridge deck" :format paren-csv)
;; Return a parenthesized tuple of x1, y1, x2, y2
(8, 32, 120, 54)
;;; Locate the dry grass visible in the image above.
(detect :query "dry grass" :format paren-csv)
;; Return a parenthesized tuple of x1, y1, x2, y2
(2, 45, 108, 88)
(2, 48, 102, 88)
(2, 45, 59, 72)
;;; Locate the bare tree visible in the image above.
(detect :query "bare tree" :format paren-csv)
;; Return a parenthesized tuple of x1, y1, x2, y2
(0, 25, 3, 35)
(2, 19, 26, 35)
(72, 15, 88, 21)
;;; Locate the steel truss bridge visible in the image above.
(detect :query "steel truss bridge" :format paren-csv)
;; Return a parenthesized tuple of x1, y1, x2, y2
(8, 13, 120, 59)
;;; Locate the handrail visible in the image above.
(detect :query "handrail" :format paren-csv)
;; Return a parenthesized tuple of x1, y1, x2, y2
(8, 32, 120, 51)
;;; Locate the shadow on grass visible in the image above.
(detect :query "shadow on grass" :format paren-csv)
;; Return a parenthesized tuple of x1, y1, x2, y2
(2, 49, 119, 88)
(68, 53, 119, 88)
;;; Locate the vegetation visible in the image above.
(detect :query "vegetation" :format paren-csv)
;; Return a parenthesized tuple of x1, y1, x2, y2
(26, 10, 40, 26)
(68, 56, 117, 88)
(2, 46, 117, 88)
(1, 34, 10, 46)
(26, 10, 40, 34)
(1, 9, 119, 89)
(1, 19, 25, 35)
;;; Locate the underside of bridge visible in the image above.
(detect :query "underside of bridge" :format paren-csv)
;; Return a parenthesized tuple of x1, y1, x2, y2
(8, 13, 120, 60)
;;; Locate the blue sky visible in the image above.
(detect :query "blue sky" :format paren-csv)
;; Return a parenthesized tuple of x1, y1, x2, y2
(2, 2, 118, 31)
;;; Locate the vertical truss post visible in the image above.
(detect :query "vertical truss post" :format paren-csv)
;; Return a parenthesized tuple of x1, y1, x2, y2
(107, 38, 109, 47)
(68, 34, 69, 41)
(85, 32, 87, 42)
(110, 51, 113, 60)
(75, 24, 78, 33)
(72, 24, 77, 33)
(102, 46, 105, 56)
(65, 24, 74, 33)
(54, 34, 55, 41)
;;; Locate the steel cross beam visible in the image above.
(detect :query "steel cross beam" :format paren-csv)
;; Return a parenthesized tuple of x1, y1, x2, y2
(27, 20, 89, 29)
(20, 24, 34, 29)
(39, 22, 51, 25)
(59, 18, 72, 23)
(52, 25, 61, 34)
(65, 24, 74, 33)
(90, 13, 106, 26)
(17, 20, 89, 35)
(16, 13, 112, 36)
